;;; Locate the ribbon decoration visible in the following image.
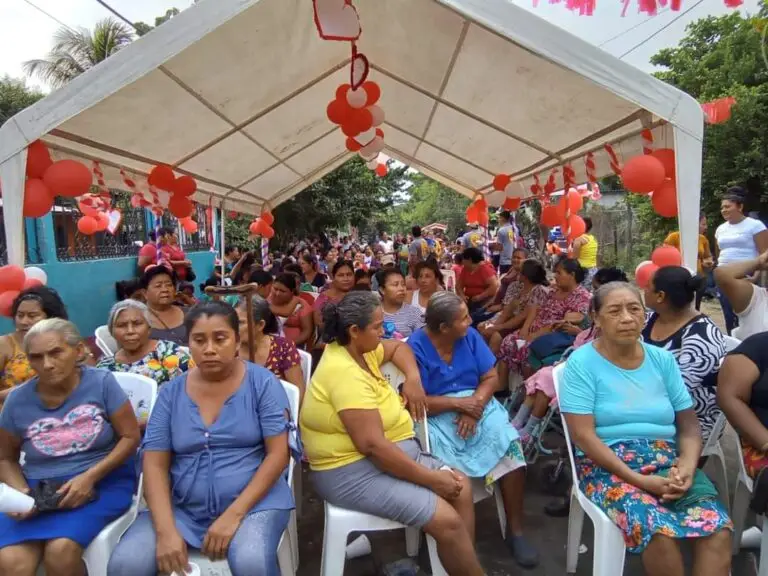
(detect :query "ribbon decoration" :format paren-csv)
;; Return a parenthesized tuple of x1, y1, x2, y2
(640, 128, 654, 155)
(604, 143, 622, 176)
(585, 152, 599, 196)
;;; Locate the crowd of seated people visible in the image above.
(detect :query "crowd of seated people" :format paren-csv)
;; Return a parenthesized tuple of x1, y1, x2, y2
(9, 214, 768, 576)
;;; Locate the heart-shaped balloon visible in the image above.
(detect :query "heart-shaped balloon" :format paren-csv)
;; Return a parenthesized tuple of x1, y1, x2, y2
(313, 0, 361, 41)
(355, 128, 377, 147)
(106, 209, 122, 235)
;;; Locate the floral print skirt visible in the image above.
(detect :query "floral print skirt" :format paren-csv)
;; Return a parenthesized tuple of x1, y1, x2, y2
(741, 438, 768, 479)
(575, 439, 732, 553)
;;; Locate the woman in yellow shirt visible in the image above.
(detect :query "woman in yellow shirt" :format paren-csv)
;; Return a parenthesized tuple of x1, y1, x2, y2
(301, 292, 484, 576)
(571, 217, 598, 284)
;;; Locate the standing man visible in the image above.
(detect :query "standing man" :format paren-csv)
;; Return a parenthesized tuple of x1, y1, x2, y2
(378, 231, 394, 255)
(408, 225, 430, 273)
(492, 210, 516, 274)
(461, 223, 483, 250)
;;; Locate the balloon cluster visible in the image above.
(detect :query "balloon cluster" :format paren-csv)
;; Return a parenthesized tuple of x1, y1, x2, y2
(327, 81, 387, 170)
(635, 245, 682, 289)
(621, 149, 677, 218)
(492, 174, 523, 211)
(465, 195, 489, 227)
(540, 189, 586, 242)
(23, 141, 93, 219)
(0, 265, 48, 317)
(249, 208, 275, 240)
(145, 165, 198, 219)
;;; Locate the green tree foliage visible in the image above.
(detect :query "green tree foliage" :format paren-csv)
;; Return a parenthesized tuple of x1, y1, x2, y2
(0, 76, 43, 125)
(23, 18, 134, 88)
(134, 8, 182, 36)
(384, 174, 472, 238)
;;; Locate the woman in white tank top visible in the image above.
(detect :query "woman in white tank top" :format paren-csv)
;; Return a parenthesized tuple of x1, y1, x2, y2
(409, 260, 444, 313)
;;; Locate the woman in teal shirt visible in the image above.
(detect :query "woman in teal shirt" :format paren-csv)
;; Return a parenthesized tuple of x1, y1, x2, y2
(560, 282, 732, 576)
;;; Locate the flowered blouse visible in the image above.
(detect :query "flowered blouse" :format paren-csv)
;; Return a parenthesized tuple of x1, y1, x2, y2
(260, 335, 302, 381)
(97, 339, 194, 386)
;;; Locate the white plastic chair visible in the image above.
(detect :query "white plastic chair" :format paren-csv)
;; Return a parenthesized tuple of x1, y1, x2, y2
(320, 362, 447, 576)
(94, 325, 118, 357)
(293, 349, 312, 519)
(185, 381, 300, 576)
(553, 364, 627, 575)
(440, 270, 456, 293)
(298, 349, 312, 391)
(40, 373, 158, 576)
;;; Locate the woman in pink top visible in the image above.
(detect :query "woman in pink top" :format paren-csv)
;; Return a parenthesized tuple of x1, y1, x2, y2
(269, 273, 314, 349)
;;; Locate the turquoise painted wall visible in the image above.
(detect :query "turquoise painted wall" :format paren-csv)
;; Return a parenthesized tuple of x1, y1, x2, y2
(1, 212, 216, 337)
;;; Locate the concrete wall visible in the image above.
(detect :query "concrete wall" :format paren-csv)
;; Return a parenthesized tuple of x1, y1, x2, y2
(1, 212, 215, 337)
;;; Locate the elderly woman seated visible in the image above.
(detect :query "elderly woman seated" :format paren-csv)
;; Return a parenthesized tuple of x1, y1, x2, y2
(717, 331, 768, 512)
(408, 292, 538, 568)
(97, 300, 194, 392)
(108, 302, 295, 576)
(301, 292, 485, 576)
(142, 265, 189, 346)
(560, 282, 732, 576)
(0, 319, 140, 576)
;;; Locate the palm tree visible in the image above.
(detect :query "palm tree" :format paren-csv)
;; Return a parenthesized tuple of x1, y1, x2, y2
(23, 18, 134, 88)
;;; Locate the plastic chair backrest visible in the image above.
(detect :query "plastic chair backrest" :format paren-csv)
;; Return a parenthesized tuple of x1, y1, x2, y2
(552, 364, 580, 486)
(380, 361, 430, 450)
(112, 372, 158, 423)
(441, 270, 456, 293)
(298, 349, 312, 389)
(280, 380, 300, 425)
(723, 335, 741, 353)
(95, 325, 118, 357)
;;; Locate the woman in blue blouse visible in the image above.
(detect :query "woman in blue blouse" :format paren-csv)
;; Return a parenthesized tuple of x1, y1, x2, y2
(560, 282, 731, 575)
(108, 302, 295, 576)
(408, 292, 538, 569)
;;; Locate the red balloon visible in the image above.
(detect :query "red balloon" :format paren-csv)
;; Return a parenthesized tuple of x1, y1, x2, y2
(541, 205, 560, 227)
(621, 155, 666, 194)
(503, 197, 521, 211)
(651, 179, 678, 217)
(348, 107, 373, 134)
(341, 122, 360, 138)
(95, 211, 109, 232)
(78, 199, 99, 218)
(23, 179, 54, 218)
(375, 128, 384, 139)
(261, 211, 274, 226)
(375, 163, 388, 177)
(26, 140, 53, 179)
(327, 99, 347, 125)
(336, 84, 351, 101)
(0, 290, 20, 317)
(651, 148, 676, 179)
(635, 262, 659, 290)
(262, 225, 275, 240)
(77, 216, 98, 235)
(493, 174, 511, 191)
(173, 175, 197, 197)
(23, 277, 43, 290)
(362, 81, 381, 106)
(566, 215, 586, 241)
(345, 137, 362, 152)
(651, 245, 682, 268)
(475, 197, 488, 212)
(567, 189, 583, 213)
(0, 265, 25, 293)
(477, 208, 489, 227)
(148, 165, 176, 191)
(43, 159, 92, 198)
(169, 195, 194, 219)
(182, 218, 198, 233)
(249, 220, 261, 236)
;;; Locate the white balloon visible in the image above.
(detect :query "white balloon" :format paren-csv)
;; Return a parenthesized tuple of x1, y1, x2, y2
(359, 148, 378, 161)
(635, 260, 652, 276)
(346, 88, 368, 109)
(366, 159, 379, 170)
(369, 105, 385, 127)
(504, 182, 521, 197)
(24, 266, 47, 285)
(355, 128, 377, 146)
(359, 136, 384, 159)
(156, 190, 171, 208)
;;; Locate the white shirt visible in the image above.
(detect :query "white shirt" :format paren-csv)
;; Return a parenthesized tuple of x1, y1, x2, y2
(379, 239, 394, 254)
(737, 285, 768, 339)
(715, 217, 766, 265)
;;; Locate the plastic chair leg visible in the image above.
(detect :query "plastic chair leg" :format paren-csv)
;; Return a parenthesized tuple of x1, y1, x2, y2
(278, 532, 295, 576)
(760, 516, 768, 576)
(425, 534, 449, 576)
(405, 526, 420, 557)
(707, 446, 730, 512)
(294, 466, 303, 518)
(592, 514, 626, 576)
(320, 519, 349, 576)
(493, 485, 508, 540)
(566, 491, 585, 574)
(732, 481, 752, 556)
(288, 509, 299, 567)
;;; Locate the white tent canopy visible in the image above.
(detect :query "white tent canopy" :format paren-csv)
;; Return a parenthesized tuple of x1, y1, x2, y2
(0, 0, 703, 269)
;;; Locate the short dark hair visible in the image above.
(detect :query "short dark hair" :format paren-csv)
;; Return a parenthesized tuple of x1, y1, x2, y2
(462, 247, 484, 264)
(499, 210, 511, 221)
(238, 294, 280, 335)
(593, 267, 628, 286)
(413, 259, 445, 287)
(224, 245, 238, 255)
(651, 266, 707, 309)
(274, 273, 299, 293)
(12, 286, 68, 320)
(321, 291, 381, 346)
(354, 268, 369, 282)
(115, 278, 142, 301)
(184, 301, 239, 337)
(519, 260, 548, 286)
(248, 269, 273, 286)
(140, 265, 176, 289)
(583, 217, 593, 233)
(376, 267, 404, 290)
(412, 226, 422, 237)
(554, 258, 586, 284)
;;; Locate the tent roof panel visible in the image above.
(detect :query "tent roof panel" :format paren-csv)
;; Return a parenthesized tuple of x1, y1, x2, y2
(375, 74, 436, 137)
(240, 163, 299, 199)
(162, 0, 348, 124)
(381, 125, 420, 158)
(177, 132, 277, 184)
(284, 131, 347, 175)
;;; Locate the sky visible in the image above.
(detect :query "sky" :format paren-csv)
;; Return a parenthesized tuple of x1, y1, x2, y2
(0, 0, 762, 91)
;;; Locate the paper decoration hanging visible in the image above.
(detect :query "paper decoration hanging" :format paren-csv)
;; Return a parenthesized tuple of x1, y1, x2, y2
(702, 96, 737, 124)
(312, 0, 362, 41)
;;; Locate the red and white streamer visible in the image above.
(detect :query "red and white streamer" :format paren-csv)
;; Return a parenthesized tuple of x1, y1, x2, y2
(604, 143, 621, 176)
(640, 129, 654, 155)
(585, 152, 598, 194)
